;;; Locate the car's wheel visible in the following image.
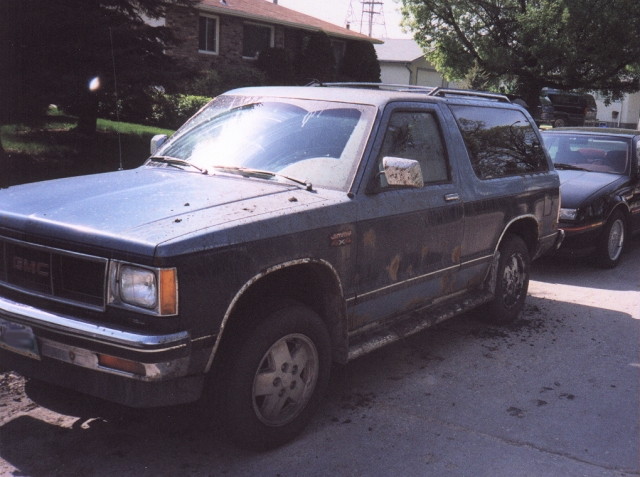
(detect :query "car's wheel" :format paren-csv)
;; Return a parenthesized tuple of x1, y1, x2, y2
(481, 234, 530, 324)
(220, 303, 331, 450)
(596, 210, 626, 268)
(553, 118, 566, 128)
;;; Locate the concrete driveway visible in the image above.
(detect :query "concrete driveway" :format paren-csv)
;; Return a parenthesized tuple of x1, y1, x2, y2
(1, 239, 638, 477)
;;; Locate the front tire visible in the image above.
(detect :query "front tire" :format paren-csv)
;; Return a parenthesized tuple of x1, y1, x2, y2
(220, 303, 331, 450)
(596, 210, 626, 268)
(482, 234, 530, 324)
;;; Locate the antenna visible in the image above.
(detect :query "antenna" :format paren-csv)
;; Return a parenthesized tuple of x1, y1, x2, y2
(109, 27, 124, 171)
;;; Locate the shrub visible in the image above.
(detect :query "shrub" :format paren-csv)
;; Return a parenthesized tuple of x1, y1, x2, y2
(256, 48, 295, 85)
(149, 93, 211, 130)
(296, 32, 336, 84)
(185, 64, 267, 97)
(339, 41, 381, 83)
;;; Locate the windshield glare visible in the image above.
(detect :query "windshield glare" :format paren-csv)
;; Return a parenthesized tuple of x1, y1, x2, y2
(154, 95, 375, 191)
(541, 133, 630, 174)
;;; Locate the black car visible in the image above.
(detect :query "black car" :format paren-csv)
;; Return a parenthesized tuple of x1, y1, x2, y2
(535, 88, 598, 128)
(541, 127, 640, 267)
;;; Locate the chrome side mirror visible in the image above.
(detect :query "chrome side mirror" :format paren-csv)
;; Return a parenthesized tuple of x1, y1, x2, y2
(382, 156, 424, 188)
(150, 134, 168, 156)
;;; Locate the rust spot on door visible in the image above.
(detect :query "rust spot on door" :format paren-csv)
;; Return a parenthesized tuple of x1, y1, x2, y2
(387, 254, 401, 281)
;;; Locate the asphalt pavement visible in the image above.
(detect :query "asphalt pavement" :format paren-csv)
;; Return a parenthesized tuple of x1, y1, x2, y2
(0, 239, 638, 477)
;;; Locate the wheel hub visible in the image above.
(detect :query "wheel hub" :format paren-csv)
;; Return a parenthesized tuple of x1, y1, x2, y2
(252, 333, 318, 426)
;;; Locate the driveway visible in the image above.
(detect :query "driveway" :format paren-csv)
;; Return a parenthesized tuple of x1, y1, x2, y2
(1, 240, 638, 476)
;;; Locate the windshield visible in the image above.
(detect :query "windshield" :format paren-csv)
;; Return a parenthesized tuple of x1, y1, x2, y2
(541, 133, 630, 174)
(150, 95, 375, 191)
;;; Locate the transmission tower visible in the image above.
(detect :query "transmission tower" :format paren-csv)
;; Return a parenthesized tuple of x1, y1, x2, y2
(346, 0, 387, 38)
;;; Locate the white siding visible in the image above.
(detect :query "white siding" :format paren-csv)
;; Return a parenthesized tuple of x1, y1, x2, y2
(380, 64, 410, 85)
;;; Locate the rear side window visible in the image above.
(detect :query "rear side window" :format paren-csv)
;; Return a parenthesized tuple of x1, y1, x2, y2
(451, 106, 548, 179)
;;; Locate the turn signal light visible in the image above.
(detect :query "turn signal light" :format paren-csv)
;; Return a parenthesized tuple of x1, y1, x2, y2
(98, 354, 146, 376)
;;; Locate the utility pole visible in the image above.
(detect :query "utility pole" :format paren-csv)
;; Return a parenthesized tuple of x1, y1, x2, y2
(347, 0, 387, 38)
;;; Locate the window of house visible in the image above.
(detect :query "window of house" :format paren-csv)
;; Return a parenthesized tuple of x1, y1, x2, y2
(451, 106, 548, 179)
(243, 22, 274, 59)
(199, 14, 218, 54)
(377, 111, 450, 186)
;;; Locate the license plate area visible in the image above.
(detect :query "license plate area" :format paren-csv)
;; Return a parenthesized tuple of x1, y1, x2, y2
(0, 317, 40, 360)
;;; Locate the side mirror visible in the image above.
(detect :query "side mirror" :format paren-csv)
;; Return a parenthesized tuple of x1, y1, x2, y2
(150, 134, 168, 155)
(382, 156, 424, 188)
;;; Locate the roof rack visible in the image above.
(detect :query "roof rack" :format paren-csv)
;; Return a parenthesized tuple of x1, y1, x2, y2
(309, 82, 511, 103)
(309, 81, 437, 93)
(428, 87, 510, 103)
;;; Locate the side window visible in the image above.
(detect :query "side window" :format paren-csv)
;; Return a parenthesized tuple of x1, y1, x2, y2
(198, 15, 218, 54)
(377, 111, 449, 186)
(243, 22, 274, 59)
(450, 106, 548, 179)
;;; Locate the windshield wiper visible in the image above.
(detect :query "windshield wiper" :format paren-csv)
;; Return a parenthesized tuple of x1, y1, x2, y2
(210, 165, 313, 191)
(554, 163, 589, 171)
(149, 156, 209, 175)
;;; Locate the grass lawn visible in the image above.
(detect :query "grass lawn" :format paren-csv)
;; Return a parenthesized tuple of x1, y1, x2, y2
(1, 114, 174, 186)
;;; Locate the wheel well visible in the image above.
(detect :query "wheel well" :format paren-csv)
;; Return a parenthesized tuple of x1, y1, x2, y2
(503, 218, 538, 257)
(608, 204, 630, 229)
(217, 263, 347, 365)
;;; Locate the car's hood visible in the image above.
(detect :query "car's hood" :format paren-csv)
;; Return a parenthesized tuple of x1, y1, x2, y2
(0, 168, 333, 256)
(557, 170, 626, 208)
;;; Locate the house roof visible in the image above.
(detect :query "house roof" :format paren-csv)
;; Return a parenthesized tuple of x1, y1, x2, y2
(374, 38, 425, 63)
(199, 0, 381, 43)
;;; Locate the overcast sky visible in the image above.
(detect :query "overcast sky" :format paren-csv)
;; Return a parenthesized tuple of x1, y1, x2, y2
(275, 0, 411, 39)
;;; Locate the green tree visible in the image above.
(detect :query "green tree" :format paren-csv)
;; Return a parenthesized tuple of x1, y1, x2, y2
(401, 0, 640, 109)
(340, 41, 382, 82)
(0, 0, 197, 135)
(296, 32, 337, 84)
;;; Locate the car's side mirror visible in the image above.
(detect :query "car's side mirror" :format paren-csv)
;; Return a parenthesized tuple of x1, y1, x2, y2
(150, 134, 168, 155)
(382, 156, 424, 188)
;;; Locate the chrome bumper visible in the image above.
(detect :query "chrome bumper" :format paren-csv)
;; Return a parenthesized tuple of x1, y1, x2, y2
(0, 295, 191, 381)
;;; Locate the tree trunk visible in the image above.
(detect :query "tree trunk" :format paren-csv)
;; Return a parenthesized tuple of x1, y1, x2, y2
(75, 92, 98, 136)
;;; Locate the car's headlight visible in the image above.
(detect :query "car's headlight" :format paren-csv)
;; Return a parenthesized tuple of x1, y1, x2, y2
(559, 208, 578, 221)
(120, 265, 157, 309)
(109, 262, 178, 316)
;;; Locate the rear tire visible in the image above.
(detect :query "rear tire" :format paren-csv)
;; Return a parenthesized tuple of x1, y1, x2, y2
(481, 235, 530, 324)
(595, 210, 626, 269)
(220, 303, 331, 450)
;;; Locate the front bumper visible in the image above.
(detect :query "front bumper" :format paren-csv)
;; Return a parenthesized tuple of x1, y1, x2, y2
(553, 222, 602, 258)
(0, 295, 204, 407)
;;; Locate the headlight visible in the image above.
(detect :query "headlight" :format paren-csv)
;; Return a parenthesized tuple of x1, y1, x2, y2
(109, 262, 178, 316)
(120, 266, 157, 309)
(559, 208, 578, 221)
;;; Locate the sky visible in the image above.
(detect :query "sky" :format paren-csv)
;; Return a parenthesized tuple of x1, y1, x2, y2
(275, 0, 411, 39)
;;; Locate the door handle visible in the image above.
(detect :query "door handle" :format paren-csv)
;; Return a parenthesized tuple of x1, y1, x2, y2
(444, 193, 460, 202)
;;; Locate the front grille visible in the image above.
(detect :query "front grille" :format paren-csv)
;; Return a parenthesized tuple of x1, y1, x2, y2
(0, 237, 108, 310)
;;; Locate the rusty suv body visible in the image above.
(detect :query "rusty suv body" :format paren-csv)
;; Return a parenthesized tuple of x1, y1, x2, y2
(0, 84, 561, 449)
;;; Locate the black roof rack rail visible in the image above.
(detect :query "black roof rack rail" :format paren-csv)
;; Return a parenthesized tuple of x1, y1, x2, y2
(309, 82, 437, 93)
(308, 82, 511, 103)
(427, 87, 510, 103)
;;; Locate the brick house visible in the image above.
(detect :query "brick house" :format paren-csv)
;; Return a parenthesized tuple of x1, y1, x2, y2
(164, 0, 380, 74)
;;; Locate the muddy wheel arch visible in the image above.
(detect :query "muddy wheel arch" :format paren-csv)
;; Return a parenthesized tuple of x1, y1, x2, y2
(207, 259, 348, 372)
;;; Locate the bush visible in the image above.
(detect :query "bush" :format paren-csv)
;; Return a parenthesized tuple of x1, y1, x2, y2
(296, 32, 336, 84)
(185, 65, 267, 97)
(149, 93, 212, 130)
(256, 48, 295, 85)
(339, 41, 381, 83)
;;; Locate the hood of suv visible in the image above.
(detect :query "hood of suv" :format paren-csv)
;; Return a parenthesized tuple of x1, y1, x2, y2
(0, 168, 331, 255)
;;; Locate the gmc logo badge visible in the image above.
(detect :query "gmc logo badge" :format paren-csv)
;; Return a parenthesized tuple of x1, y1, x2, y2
(12, 257, 50, 278)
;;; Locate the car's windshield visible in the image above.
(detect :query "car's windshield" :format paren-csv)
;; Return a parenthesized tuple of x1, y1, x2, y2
(541, 133, 630, 174)
(151, 95, 375, 191)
